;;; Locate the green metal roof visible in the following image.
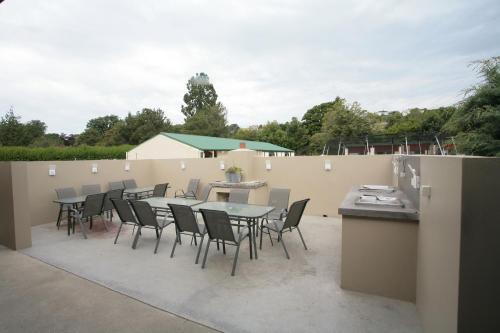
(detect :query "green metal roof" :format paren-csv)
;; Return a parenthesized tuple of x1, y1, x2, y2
(161, 133, 293, 152)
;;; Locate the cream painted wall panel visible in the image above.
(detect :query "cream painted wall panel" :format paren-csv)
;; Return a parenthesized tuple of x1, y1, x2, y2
(152, 154, 393, 217)
(252, 155, 393, 217)
(26, 160, 154, 226)
(0, 162, 15, 249)
(127, 135, 200, 160)
(417, 156, 462, 333)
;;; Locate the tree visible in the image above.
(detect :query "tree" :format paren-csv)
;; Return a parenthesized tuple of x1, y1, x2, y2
(181, 73, 219, 119)
(0, 108, 46, 146)
(119, 108, 173, 145)
(282, 117, 309, 154)
(77, 115, 120, 145)
(322, 100, 371, 139)
(31, 133, 64, 147)
(302, 97, 344, 135)
(232, 127, 259, 141)
(444, 56, 500, 156)
(182, 105, 227, 137)
(256, 121, 288, 148)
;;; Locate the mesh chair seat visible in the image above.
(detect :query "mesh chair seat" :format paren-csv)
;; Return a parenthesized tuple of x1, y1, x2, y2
(70, 193, 107, 239)
(129, 200, 173, 253)
(260, 199, 310, 259)
(261, 220, 285, 232)
(199, 208, 251, 276)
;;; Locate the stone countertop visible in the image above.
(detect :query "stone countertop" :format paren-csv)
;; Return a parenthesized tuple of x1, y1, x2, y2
(209, 180, 267, 189)
(338, 186, 419, 221)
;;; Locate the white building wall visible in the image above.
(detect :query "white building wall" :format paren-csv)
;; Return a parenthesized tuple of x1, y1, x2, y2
(127, 135, 201, 160)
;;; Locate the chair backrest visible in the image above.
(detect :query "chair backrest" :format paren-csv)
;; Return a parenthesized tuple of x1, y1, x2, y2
(283, 199, 310, 229)
(123, 179, 137, 189)
(55, 187, 77, 199)
(168, 204, 201, 234)
(228, 188, 250, 204)
(81, 193, 106, 218)
(110, 198, 137, 224)
(152, 183, 168, 197)
(268, 188, 290, 212)
(200, 209, 237, 242)
(129, 200, 158, 227)
(102, 188, 124, 212)
(81, 184, 101, 196)
(109, 181, 125, 190)
(186, 178, 200, 195)
(198, 185, 213, 202)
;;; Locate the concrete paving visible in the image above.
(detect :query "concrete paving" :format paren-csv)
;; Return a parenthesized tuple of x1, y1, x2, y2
(0, 246, 217, 333)
(20, 216, 422, 333)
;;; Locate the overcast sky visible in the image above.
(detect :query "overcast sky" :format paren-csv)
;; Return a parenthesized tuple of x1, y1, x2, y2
(1, 0, 499, 133)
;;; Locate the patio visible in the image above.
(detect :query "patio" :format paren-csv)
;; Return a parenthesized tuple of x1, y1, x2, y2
(21, 215, 421, 333)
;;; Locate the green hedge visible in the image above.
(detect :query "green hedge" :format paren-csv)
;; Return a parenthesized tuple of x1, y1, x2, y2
(0, 145, 135, 161)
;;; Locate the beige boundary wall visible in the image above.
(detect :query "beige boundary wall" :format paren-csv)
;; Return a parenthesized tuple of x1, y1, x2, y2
(0, 153, 393, 249)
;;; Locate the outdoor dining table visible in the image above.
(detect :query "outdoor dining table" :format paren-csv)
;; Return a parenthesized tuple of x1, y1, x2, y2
(53, 196, 87, 236)
(124, 186, 155, 199)
(139, 197, 203, 210)
(191, 201, 274, 260)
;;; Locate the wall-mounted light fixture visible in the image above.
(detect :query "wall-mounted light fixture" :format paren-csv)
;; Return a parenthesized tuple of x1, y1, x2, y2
(265, 160, 271, 171)
(324, 160, 332, 171)
(91, 163, 98, 174)
(219, 160, 225, 170)
(180, 161, 186, 170)
(48, 164, 56, 176)
(124, 162, 130, 172)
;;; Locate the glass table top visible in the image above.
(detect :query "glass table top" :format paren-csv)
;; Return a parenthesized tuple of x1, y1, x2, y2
(192, 201, 275, 218)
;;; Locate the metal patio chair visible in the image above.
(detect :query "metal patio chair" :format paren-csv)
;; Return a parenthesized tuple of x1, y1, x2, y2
(109, 181, 125, 190)
(175, 178, 200, 199)
(55, 187, 78, 229)
(110, 198, 138, 245)
(228, 188, 250, 203)
(101, 188, 124, 221)
(258, 188, 290, 237)
(123, 179, 138, 189)
(168, 204, 208, 264)
(151, 183, 169, 198)
(69, 193, 107, 239)
(228, 188, 250, 233)
(199, 209, 250, 276)
(81, 184, 101, 195)
(260, 198, 310, 259)
(129, 200, 173, 254)
(198, 184, 213, 202)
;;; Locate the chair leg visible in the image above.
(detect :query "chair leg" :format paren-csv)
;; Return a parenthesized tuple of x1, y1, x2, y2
(223, 240, 226, 255)
(259, 227, 264, 249)
(154, 228, 164, 254)
(296, 226, 308, 250)
(279, 232, 290, 259)
(268, 229, 273, 246)
(132, 226, 141, 249)
(78, 218, 87, 239)
(132, 224, 136, 235)
(231, 239, 242, 276)
(195, 234, 205, 264)
(170, 232, 178, 258)
(201, 239, 211, 269)
(56, 207, 63, 229)
(114, 223, 123, 244)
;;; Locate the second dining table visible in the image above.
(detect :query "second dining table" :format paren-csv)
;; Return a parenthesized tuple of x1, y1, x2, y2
(191, 201, 274, 260)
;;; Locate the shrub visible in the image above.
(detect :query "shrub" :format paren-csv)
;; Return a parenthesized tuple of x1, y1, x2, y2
(0, 145, 134, 161)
